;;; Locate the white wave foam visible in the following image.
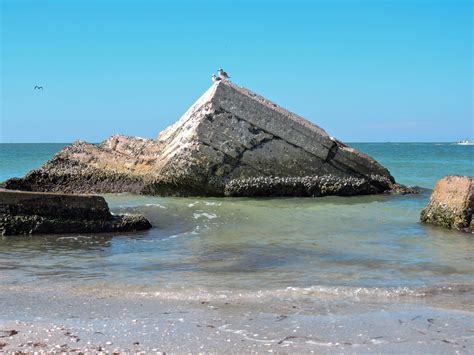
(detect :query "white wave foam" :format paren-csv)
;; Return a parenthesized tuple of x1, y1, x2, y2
(205, 201, 222, 206)
(57, 236, 92, 241)
(144, 203, 167, 209)
(131, 283, 474, 301)
(193, 212, 217, 220)
(141, 226, 201, 243)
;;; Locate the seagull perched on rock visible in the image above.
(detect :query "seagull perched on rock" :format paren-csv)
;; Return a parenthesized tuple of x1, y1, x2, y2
(218, 68, 230, 80)
(211, 74, 221, 83)
(34, 85, 43, 90)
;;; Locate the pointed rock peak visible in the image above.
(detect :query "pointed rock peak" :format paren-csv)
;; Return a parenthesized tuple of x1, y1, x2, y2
(159, 80, 335, 162)
(158, 80, 393, 181)
(212, 80, 327, 135)
(208, 80, 331, 144)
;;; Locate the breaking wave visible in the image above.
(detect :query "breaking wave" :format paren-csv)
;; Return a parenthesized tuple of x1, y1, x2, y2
(131, 283, 474, 302)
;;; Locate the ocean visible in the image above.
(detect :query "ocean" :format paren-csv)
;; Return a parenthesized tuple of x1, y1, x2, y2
(0, 142, 473, 352)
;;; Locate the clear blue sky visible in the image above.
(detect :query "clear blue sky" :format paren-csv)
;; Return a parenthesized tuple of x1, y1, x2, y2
(1, 0, 472, 143)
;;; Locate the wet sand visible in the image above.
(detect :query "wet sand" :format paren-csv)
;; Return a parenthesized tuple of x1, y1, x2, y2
(1, 285, 473, 353)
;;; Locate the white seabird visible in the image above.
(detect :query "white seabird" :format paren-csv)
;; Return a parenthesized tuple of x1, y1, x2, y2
(211, 74, 221, 83)
(218, 68, 230, 80)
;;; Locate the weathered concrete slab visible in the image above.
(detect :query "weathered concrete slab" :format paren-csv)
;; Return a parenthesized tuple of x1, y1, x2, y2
(2, 81, 406, 197)
(0, 190, 151, 236)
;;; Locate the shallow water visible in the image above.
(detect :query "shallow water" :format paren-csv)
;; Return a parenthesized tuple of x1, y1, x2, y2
(0, 143, 473, 304)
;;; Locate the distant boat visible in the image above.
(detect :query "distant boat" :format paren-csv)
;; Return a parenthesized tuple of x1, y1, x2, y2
(457, 139, 474, 145)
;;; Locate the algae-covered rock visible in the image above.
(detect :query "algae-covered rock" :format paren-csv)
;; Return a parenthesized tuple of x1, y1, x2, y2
(420, 176, 473, 233)
(0, 190, 151, 236)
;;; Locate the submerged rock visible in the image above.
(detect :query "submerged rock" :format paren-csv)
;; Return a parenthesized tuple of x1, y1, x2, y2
(3, 81, 407, 197)
(420, 176, 473, 233)
(0, 190, 151, 236)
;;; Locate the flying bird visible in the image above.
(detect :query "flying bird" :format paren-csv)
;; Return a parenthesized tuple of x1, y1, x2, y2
(218, 68, 230, 80)
(34, 86, 43, 90)
(211, 74, 222, 83)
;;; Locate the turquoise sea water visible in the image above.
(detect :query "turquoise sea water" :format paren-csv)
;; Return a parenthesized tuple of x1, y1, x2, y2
(0, 143, 473, 300)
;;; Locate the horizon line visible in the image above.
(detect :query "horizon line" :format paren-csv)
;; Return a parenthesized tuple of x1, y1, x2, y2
(0, 141, 469, 144)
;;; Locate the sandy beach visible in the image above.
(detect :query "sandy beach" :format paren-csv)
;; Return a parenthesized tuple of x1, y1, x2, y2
(1, 283, 473, 353)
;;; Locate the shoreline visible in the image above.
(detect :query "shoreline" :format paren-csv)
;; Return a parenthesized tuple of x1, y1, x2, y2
(1, 285, 473, 353)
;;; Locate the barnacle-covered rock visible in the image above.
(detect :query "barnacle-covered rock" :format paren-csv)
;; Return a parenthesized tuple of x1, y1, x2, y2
(421, 176, 473, 233)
